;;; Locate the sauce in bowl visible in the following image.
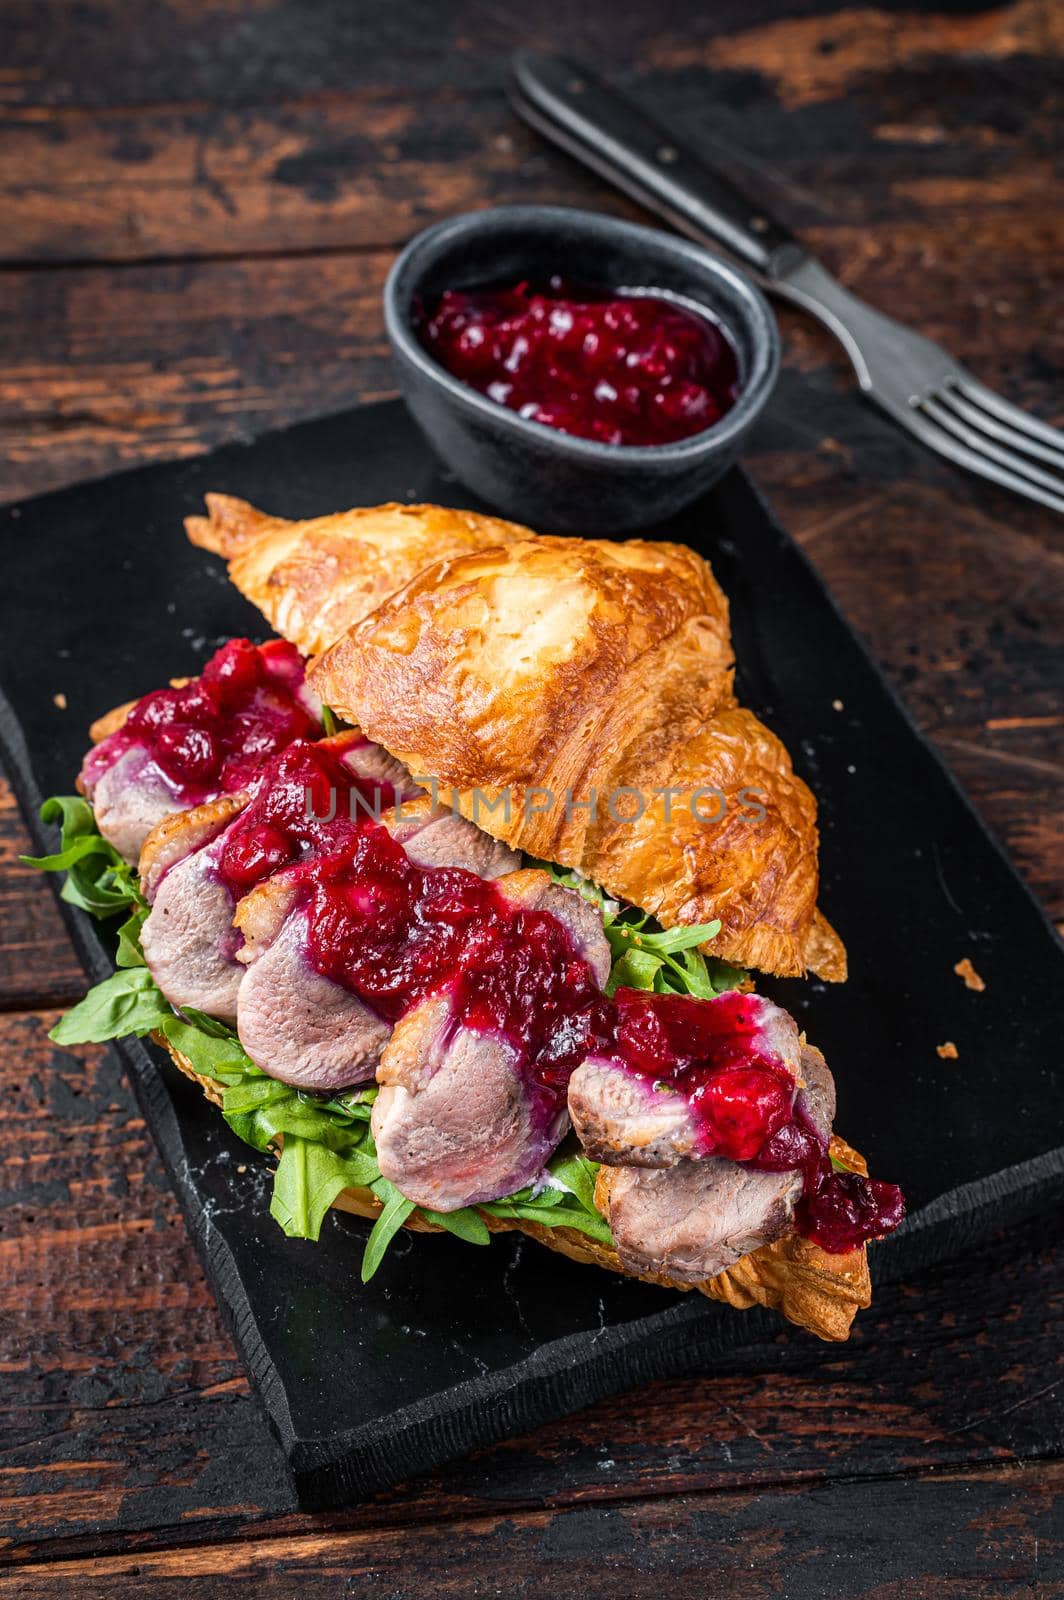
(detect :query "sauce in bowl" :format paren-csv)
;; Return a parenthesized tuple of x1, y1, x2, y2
(417, 277, 741, 447)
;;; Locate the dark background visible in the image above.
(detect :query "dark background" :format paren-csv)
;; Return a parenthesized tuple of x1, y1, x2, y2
(0, 0, 1061, 1594)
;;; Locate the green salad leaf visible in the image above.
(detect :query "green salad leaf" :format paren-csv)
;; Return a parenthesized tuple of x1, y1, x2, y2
(534, 859, 745, 1000)
(50, 966, 173, 1044)
(22, 796, 144, 917)
(360, 1187, 417, 1282)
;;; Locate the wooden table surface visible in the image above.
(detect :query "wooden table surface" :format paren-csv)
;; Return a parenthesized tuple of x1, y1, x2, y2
(1, 1, 1062, 1594)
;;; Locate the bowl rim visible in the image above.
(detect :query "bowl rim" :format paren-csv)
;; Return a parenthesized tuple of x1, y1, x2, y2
(383, 204, 781, 465)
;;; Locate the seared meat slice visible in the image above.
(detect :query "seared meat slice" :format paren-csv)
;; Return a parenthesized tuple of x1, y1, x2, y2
(138, 732, 415, 1025)
(568, 993, 802, 1166)
(794, 1043, 836, 1145)
(340, 735, 412, 799)
(599, 1047, 837, 1284)
(232, 810, 523, 1092)
(79, 638, 320, 862)
(491, 869, 612, 987)
(138, 791, 247, 899)
(371, 871, 612, 1209)
(567, 1064, 693, 1167)
(237, 905, 390, 1090)
(372, 994, 559, 1209)
(139, 794, 249, 1021)
(602, 1159, 802, 1282)
(85, 746, 180, 865)
(385, 798, 521, 877)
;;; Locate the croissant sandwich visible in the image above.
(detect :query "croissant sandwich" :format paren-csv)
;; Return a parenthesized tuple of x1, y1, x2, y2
(34, 496, 903, 1343)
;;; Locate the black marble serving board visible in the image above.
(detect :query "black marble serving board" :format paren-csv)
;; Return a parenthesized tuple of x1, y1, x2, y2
(3, 397, 1062, 1510)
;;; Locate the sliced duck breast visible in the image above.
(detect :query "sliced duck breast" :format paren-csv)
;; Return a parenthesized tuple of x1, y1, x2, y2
(568, 991, 802, 1167)
(237, 903, 391, 1091)
(371, 993, 560, 1209)
(486, 869, 612, 987)
(87, 746, 182, 866)
(385, 797, 521, 877)
(139, 793, 250, 1021)
(79, 638, 319, 862)
(599, 1047, 837, 1284)
(232, 809, 524, 1092)
(137, 732, 415, 1026)
(371, 871, 612, 1210)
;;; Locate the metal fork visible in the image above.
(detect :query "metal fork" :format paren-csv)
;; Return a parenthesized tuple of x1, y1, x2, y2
(509, 53, 1064, 514)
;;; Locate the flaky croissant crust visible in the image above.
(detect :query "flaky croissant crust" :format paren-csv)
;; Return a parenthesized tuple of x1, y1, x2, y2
(309, 533, 846, 981)
(186, 494, 534, 660)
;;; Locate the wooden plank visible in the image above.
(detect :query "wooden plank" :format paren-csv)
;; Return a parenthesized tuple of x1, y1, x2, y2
(0, 1007, 1061, 1562)
(0, 93, 617, 265)
(0, 781, 84, 1009)
(7, 0, 1052, 109)
(2, 1461, 1062, 1596)
(1, 0, 1060, 269)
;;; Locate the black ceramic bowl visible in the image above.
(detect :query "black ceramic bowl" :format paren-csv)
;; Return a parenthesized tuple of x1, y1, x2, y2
(383, 205, 780, 533)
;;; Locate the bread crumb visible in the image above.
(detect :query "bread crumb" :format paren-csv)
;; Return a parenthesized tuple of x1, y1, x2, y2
(236, 1164, 247, 1174)
(954, 958, 986, 992)
(832, 698, 844, 711)
(937, 1041, 959, 1060)
(53, 692, 67, 709)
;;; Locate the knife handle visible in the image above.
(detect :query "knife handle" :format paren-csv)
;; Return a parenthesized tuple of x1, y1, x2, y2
(508, 51, 798, 277)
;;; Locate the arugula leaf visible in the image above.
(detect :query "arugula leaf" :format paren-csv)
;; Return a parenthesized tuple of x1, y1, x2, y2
(542, 1149, 600, 1214)
(421, 1206, 492, 1245)
(482, 1147, 612, 1246)
(271, 1134, 368, 1242)
(361, 1184, 416, 1281)
(606, 947, 663, 993)
(115, 904, 149, 968)
(50, 967, 173, 1044)
(485, 1195, 613, 1246)
(23, 796, 144, 917)
(533, 859, 744, 1000)
(159, 1012, 258, 1083)
(320, 704, 339, 737)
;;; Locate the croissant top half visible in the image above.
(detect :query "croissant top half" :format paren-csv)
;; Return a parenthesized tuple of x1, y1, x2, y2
(186, 493, 533, 660)
(185, 497, 846, 982)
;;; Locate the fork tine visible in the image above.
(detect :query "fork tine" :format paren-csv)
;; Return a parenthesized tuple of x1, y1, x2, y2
(938, 388, 1064, 472)
(891, 404, 1064, 515)
(922, 397, 1064, 499)
(953, 374, 1064, 453)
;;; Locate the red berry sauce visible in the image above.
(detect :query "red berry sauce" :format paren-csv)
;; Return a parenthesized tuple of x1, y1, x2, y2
(417, 278, 741, 447)
(83, 639, 320, 808)
(607, 987, 905, 1252)
(215, 735, 412, 900)
(609, 988, 795, 1161)
(287, 834, 608, 1131)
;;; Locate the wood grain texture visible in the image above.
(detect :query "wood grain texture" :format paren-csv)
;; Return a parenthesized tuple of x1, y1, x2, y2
(1, 0, 1062, 1585)
(0, 782, 85, 1008)
(3, 1461, 1063, 1597)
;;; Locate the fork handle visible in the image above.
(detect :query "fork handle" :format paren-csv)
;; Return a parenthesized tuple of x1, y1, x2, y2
(509, 52, 801, 277)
